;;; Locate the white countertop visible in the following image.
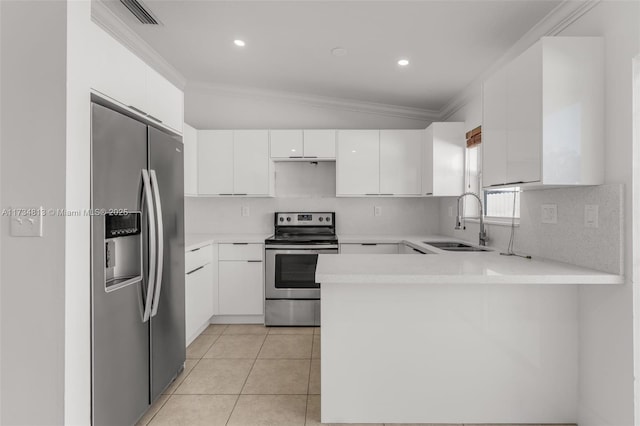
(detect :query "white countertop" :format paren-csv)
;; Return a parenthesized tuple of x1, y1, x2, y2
(185, 233, 270, 251)
(319, 235, 624, 285)
(184, 232, 622, 285)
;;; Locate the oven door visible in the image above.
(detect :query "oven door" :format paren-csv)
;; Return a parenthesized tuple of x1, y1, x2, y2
(265, 246, 338, 300)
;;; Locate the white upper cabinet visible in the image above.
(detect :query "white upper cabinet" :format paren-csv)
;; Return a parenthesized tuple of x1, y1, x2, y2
(270, 130, 304, 158)
(198, 130, 272, 196)
(91, 29, 146, 112)
(482, 67, 508, 188)
(506, 42, 541, 184)
(303, 130, 336, 159)
(379, 130, 422, 196)
(183, 123, 198, 196)
(234, 130, 270, 196)
(198, 130, 234, 195)
(337, 130, 380, 196)
(145, 67, 184, 133)
(482, 36, 604, 188)
(422, 123, 465, 197)
(270, 129, 336, 160)
(90, 29, 184, 134)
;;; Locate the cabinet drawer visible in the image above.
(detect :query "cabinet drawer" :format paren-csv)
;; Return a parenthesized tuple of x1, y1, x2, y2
(186, 244, 213, 272)
(340, 243, 399, 254)
(219, 243, 263, 261)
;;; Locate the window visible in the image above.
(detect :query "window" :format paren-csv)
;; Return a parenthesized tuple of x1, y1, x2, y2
(484, 187, 520, 219)
(463, 126, 520, 221)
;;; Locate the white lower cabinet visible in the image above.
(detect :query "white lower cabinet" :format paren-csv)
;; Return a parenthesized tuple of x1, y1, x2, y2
(217, 243, 264, 316)
(340, 243, 399, 254)
(185, 260, 213, 344)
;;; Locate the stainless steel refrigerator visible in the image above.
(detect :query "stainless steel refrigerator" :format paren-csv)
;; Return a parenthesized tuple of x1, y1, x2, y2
(91, 99, 185, 426)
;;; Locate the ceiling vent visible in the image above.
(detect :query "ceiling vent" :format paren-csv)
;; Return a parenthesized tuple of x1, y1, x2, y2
(120, 0, 161, 25)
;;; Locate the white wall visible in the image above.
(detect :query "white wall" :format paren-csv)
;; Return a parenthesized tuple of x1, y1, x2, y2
(185, 83, 433, 129)
(440, 2, 640, 425)
(66, 0, 94, 423)
(0, 1, 67, 424)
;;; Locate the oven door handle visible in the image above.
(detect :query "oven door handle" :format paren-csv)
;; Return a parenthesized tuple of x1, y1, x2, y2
(265, 245, 338, 251)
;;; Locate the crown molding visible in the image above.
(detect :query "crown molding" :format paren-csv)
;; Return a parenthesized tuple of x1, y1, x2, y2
(91, 0, 186, 89)
(439, 0, 602, 121)
(188, 81, 441, 123)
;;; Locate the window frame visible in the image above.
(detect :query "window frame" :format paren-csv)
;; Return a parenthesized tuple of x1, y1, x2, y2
(463, 135, 520, 224)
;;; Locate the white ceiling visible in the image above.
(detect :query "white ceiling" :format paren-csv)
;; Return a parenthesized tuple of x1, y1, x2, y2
(104, 0, 560, 111)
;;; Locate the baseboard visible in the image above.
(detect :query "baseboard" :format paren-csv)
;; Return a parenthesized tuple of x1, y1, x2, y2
(186, 321, 211, 346)
(210, 315, 265, 325)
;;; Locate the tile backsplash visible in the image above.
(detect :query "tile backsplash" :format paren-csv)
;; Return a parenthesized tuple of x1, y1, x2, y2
(186, 196, 441, 236)
(439, 184, 624, 274)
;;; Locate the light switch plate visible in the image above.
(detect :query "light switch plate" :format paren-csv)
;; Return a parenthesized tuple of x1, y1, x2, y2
(541, 204, 557, 224)
(374, 206, 382, 217)
(241, 206, 250, 217)
(585, 204, 599, 228)
(10, 207, 43, 237)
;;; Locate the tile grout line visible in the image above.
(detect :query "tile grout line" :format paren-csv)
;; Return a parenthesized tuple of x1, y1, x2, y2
(147, 353, 206, 425)
(225, 332, 268, 426)
(141, 394, 171, 426)
(304, 333, 318, 425)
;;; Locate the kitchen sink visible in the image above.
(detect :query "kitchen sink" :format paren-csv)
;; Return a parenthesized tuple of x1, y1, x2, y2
(423, 241, 490, 252)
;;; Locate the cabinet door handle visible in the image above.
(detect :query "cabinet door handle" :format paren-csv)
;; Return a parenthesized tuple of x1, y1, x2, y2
(365, 193, 379, 196)
(289, 156, 303, 159)
(189, 247, 201, 252)
(413, 248, 425, 254)
(380, 193, 394, 196)
(247, 260, 262, 263)
(487, 181, 523, 187)
(187, 265, 205, 275)
(147, 114, 163, 124)
(219, 193, 233, 196)
(361, 243, 377, 246)
(233, 243, 249, 245)
(303, 156, 318, 159)
(234, 193, 248, 196)
(425, 192, 433, 195)
(128, 105, 147, 116)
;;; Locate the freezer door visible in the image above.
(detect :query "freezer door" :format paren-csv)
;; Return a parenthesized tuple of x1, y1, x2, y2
(91, 103, 151, 426)
(149, 126, 186, 399)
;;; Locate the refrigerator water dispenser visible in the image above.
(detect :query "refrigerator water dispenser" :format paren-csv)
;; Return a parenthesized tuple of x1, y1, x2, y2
(104, 212, 142, 291)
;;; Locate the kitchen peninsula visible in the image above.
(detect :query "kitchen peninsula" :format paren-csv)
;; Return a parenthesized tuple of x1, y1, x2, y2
(316, 238, 623, 424)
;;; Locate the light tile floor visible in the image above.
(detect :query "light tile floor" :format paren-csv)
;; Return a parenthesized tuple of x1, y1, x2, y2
(137, 324, 576, 426)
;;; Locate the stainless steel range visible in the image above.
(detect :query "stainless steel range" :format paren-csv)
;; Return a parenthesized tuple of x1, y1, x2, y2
(265, 212, 337, 326)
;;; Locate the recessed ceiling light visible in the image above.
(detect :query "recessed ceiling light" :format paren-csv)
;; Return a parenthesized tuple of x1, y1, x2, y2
(234, 39, 246, 47)
(331, 47, 347, 57)
(397, 59, 409, 67)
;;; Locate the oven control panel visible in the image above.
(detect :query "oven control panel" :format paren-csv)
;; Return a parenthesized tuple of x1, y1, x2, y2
(275, 212, 334, 227)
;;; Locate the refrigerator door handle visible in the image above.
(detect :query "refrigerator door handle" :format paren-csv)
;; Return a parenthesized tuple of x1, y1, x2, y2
(150, 169, 164, 317)
(142, 169, 157, 323)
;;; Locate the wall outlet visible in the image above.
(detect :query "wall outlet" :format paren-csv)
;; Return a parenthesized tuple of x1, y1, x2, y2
(585, 204, 599, 228)
(374, 206, 382, 217)
(241, 206, 250, 217)
(541, 204, 557, 224)
(10, 207, 43, 237)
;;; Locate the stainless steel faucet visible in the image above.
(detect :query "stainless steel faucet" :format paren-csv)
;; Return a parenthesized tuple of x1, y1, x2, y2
(455, 192, 488, 246)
